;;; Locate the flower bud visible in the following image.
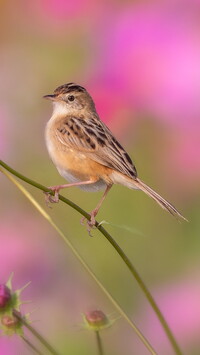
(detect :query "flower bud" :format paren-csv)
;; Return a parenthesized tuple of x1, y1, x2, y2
(1, 313, 19, 328)
(84, 310, 109, 331)
(0, 285, 11, 308)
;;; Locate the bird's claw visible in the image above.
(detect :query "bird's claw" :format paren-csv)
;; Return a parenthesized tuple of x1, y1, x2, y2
(80, 213, 97, 236)
(44, 188, 59, 207)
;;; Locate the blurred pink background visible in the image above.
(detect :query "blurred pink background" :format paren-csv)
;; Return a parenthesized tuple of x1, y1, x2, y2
(1, 0, 200, 354)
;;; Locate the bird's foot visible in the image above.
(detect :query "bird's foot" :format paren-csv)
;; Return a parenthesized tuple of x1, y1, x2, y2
(44, 186, 60, 207)
(81, 211, 97, 236)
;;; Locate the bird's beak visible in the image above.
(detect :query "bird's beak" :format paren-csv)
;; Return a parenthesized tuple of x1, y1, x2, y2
(43, 94, 57, 101)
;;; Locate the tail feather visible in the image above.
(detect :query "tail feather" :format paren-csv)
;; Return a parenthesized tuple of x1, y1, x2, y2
(131, 178, 187, 221)
(111, 171, 187, 221)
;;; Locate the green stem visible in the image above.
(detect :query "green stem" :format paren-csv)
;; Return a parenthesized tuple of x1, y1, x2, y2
(95, 331, 104, 355)
(4, 167, 156, 355)
(21, 335, 44, 355)
(0, 160, 182, 355)
(14, 310, 60, 355)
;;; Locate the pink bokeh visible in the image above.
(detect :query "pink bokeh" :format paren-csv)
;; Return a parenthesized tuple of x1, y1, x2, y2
(0, 1, 199, 353)
(0, 336, 23, 355)
(0, 108, 12, 160)
(0, 216, 57, 297)
(142, 276, 200, 353)
(39, 0, 94, 20)
(101, 3, 200, 124)
(165, 130, 200, 188)
(88, 79, 135, 135)
(95, 2, 200, 181)
(17, 0, 104, 36)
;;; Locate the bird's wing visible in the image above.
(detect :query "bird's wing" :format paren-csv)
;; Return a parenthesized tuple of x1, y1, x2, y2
(55, 115, 137, 179)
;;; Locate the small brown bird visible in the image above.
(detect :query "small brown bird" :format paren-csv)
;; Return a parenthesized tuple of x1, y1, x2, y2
(44, 83, 186, 227)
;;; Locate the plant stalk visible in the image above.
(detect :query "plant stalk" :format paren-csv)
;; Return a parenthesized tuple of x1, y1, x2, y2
(21, 335, 44, 355)
(14, 310, 60, 355)
(4, 167, 156, 355)
(95, 331, 104, 355)
(0, 160, 182, 355)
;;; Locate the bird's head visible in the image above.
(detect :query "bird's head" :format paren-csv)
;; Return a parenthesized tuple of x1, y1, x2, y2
(44, 83, 96, 115)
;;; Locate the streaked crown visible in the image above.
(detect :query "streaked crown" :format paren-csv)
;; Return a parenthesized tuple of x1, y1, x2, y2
(44, 82, 97, 113)
(54, 83, 86, 95)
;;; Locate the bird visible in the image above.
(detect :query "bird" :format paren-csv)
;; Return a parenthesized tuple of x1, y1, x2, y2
(44, 82, 186, 229)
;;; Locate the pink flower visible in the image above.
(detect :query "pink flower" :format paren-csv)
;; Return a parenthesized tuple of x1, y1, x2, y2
(0, 285, 11, 308)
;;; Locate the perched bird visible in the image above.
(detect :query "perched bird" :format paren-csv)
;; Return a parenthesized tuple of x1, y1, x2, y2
(44, 83, 186, 228)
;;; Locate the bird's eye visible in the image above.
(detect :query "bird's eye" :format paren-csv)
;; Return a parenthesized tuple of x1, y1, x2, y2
(68, 95, 75, 102)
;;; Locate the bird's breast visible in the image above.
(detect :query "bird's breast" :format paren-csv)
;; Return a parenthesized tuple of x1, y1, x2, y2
(45, 117, 109, 191)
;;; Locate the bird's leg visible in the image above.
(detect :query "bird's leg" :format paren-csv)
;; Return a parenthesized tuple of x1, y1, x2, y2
(44, 180, 97, 205)
(90, 185, 112, 225)
(81, 185, 112, 233)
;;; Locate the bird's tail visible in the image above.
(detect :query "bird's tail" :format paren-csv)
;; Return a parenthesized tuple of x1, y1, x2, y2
(133, 177, 187, 221)
(112, 172, 187, 221)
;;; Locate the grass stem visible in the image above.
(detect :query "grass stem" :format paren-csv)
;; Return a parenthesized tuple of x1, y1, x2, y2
(1, 160, 182, 355)
(95, 331, 104, 355)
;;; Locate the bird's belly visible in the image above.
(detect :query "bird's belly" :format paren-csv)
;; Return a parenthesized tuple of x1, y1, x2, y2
(57, 166, 106, 192)
(46, 137, 106, 191)
(45, 122, 113, 191)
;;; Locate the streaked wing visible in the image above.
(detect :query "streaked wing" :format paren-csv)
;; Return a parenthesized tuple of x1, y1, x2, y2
(55, 115, 137, 179)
